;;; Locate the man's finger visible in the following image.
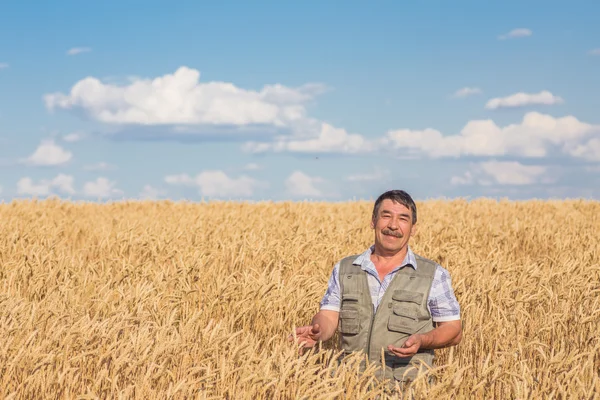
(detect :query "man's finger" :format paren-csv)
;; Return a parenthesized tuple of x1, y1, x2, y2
(295, 326, 311, 336)
(388, 345, 416, 357)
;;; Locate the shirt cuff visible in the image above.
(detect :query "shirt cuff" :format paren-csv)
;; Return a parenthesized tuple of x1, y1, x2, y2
(432, 314, 461, 322)
(320, 305, 341, 312)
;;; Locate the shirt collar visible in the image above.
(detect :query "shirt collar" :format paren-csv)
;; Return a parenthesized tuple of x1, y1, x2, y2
(353, 245, 417, 271)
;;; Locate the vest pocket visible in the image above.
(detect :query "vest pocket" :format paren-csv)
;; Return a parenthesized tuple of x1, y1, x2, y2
(388, 304, 420, 334)
(339, 308, 361, 335)
(391, 289, 424, 305)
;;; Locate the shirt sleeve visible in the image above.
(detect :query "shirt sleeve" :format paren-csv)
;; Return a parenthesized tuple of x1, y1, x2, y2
(319, 261, 341, 312)
(428, 265, 461, 322)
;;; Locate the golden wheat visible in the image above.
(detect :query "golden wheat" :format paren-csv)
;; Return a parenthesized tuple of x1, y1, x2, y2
(0, 198, 598, 399)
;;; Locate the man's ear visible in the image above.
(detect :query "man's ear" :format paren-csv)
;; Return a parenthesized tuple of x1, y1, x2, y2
(410, 223, 418, 236)
(370, 217, 376, 229)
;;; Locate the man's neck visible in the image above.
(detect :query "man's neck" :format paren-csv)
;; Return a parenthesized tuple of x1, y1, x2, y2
(370, 244, 409, 267)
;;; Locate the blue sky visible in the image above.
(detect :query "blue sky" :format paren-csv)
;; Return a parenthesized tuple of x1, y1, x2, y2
(1, 0, 599, 202)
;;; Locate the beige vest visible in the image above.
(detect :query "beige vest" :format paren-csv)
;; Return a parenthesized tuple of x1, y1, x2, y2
(338, 252, 437, 383)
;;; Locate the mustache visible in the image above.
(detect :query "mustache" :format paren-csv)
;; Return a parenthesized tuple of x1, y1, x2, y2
(382, 229, 403, 238)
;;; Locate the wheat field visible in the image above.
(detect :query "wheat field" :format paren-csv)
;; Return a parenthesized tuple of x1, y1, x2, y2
(0, 198, 598, 399)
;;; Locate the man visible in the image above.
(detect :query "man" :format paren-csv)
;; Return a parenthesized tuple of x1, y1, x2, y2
(292, 190, 462, 384)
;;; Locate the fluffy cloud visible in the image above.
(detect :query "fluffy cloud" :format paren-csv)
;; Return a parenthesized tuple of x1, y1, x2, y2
(83, 177, 122, 198)
(44, 67, 325, 139)
(0, 63, 8, 70)
(383, 112, 597, 159)
(244, 123, 373, 154)
(22, 140, 72, 166)
(498, 28, 532, 40)
(285, 171, 327, 198)
(67, 47, 92, 55)
(17, 174, 76, 196)
(165, 170, 263, 197)
(62, 132, 86, 142)
(453, 87, 482, 98)
(451, 161, 549, 186)
(587, 48, 600, 56)
(138, 185, 166, 200)
(485, 91, 564, 110)
(566, 138, 600, 161)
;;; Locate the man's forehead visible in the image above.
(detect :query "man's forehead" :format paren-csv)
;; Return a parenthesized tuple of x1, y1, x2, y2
(378, 199, 411, 214)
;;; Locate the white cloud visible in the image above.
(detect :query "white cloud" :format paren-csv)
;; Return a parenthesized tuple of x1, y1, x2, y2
(383, 112, 597, 158)
(138, 184, 166, 200)
(165, 170, 263, 198)
(0, 63, 8, 70)
(83, 162, 116, 171)
(67, 47, 92, 56)
(244, 122, 373, 154)
(485, 91, 564, 110)
(62, 132, 86, 142)
(17, 174, 76, 196)
(480, 161, 548, 185)
(22, 140, 72, 166)
(43, 67, 325, 136)
(452, 161, 549, 186)
(450, 171, 475, 186)
(566, 138, 600, 161)
(285, 171, 326, 198)
(243, 163, 261, 171)
(345, 167, 390, 182)
(453, 87, 482, 98)
(17, 178, 50, 196)
(587, 48, 600, 56)
(51, 174, 76, 194)
(498, 28, 532, 40)
(83, 177, 123, 198)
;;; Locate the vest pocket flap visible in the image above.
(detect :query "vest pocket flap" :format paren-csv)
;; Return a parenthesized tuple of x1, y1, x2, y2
(339, 309, 360, 334)
(392, 290, 424, 304)
(388, 305, 428, 334)
(340, 309, 359, 319)
(388, 315, 429, 335)
(392, 304, 419, 319)
(387, 315, 414, 334)
(342, 293, 360, 301)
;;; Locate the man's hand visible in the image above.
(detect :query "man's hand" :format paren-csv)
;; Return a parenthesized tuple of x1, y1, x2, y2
(291, 324, 321, 345)
(289, 324, 322, 354)
(387, 320, 462, 358)
(388, 334, 422, 358)
(288, 310, 339, 354)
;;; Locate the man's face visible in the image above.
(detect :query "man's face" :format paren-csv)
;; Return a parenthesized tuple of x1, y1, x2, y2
(371, 199, 415, 254)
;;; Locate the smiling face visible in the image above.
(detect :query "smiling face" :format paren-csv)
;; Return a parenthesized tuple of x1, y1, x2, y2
(371, 199, 416, 255)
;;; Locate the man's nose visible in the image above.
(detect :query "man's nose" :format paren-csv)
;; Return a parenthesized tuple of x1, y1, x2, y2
(388, 218, 399, 229)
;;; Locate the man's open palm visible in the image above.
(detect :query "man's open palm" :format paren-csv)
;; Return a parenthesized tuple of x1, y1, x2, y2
(290, 324, 322, 350)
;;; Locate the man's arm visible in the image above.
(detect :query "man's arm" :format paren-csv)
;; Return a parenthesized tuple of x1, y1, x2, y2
(309, 309, 339, 342)
(421, 320, 462, 348)
(290, 262, 342, 350)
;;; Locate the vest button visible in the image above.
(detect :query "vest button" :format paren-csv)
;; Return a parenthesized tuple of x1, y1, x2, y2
(388, 303, 392, 308)
(347, 275, 352, 279)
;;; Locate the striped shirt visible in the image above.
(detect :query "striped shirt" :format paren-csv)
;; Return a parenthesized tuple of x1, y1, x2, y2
(320, 246, 461, 322)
